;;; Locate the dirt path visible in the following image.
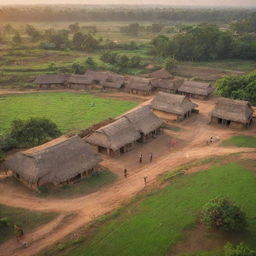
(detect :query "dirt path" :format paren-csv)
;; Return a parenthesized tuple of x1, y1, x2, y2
(0, 97, 255, 256)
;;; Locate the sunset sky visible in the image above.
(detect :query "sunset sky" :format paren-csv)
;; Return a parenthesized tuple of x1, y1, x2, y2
(0, 0, 256, 6)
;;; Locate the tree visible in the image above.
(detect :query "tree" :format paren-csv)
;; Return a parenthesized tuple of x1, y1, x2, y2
(165, 56, 177, 72)
(129, 56, 141, 68)
(68, 23, 80, 33)
(201, 197, 246, 232)
(25, 24, 41, 42)
(85, 57, 96, 70)
(72, 32, 99, 51)
(9, 118, 61, 147)
(118, 55, 129, 68)
(3, 24, 15, 34)
(72, 62, 85, 74)
(12, 32, 22, 44)
(224, 242, 256, 256)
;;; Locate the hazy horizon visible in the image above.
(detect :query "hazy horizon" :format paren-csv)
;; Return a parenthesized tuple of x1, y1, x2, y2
(0, 0, 256, 7)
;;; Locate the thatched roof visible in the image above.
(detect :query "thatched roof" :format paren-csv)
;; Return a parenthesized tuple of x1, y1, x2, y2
(126, 77, 152, 92)
(123, 106, 163, 135)
(211, 98, 254, 124)
(84, 70, 108, 83)
(146, 69, 173, 79)
(34, 74, 68, 84)
(151, 92, 198, 115)
(151, 77, 184, 91)
(3, 136, 101, 185)
(86, 117, 141, 151)
(103, 73, 125, 89)
(68, 74, 93, 85)
(178, 81, 214, 96)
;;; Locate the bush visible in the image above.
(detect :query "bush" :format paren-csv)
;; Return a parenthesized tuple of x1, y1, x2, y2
(165, 56, 177, 72)
(201, 197, 246, 232)
(224, 242, 256, 256)
(39, 186, 49, 194)
(0, 217, 11, 228)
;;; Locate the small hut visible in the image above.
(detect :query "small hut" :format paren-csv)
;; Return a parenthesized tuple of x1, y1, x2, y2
(34, 74, 68, 89)
(86, 117, 141, 156)
(123, 106, 163, 142)
(210, 98, 254, 129)
(178, 81, 214, 99)
(151, 77, 184, 94)
(145, 69, 173, 80)
(126, 77, 153, 96)
(151, 92, 198, 121)
(3, 136, 101, 191)
(67, 74, 93, 90)
(102, 73, 125, 90)
(84, 70, 108, 85)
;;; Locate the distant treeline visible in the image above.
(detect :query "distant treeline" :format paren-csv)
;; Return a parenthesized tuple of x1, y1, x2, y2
(0, 6, 255, 23)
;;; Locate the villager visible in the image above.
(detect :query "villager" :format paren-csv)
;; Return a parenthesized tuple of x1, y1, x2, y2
(144, 176, 148, 185)
(139, 153, 143, 164)
(14, 224, 24, 242)
(124, 169, 128, 178)
(149, 153, 153, 162)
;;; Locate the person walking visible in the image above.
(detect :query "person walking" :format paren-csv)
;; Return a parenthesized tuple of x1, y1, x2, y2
(149, 153, 153, 163)
(14, 224, 24, 243)
(144, 176, 148, 186)
(139, 153, 143, 164)
(124, 169, 128, 178)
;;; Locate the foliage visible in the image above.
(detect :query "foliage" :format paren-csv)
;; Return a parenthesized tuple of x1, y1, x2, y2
(12, 32, 22, 44)
(232, 13, 256, 33)
(201, 197, 247, 232)
(25, 24, 41, 42)
(85, 57, 97, 70)
(151, 23, 256, 61)
(222, 136, 256, 148)
(224, 242, 256, 256)
(72, 62, 85, 74)
(69, 22, 80, 33)
(72, 32, 99, 51)
(215, 72, 256, 105)
(165, 56, 177, 71)
(0, 217, 11, 228)
(120, 23, 140, 36)
(43, 29, 70, 50)
(9, 117, 61, 147)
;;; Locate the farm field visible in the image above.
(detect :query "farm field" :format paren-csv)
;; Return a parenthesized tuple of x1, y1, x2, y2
(0, 204, 57, 244)
(46, 161, 256, 256)
(0, 92, 137, 135)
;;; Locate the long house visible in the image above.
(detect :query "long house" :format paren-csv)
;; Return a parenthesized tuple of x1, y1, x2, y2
(151, 78, 184, 94)
(151, 92, 198, 121)
(210, 98, 254, 129)
(178, 81, 214, 99)
(102, 73, 125, 90)
(86, 106, 163, 156)
(67, 74, 94, 90)
(3, 136, 101, 191)
(126, 77, 153, 96)
(34, 74, 68, 89)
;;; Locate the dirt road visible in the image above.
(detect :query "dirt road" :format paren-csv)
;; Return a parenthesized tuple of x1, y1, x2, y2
(0, 97, 255, 256)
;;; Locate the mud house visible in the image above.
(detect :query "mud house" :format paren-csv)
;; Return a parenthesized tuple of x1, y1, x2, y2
(102, 73, 125, 90)
(34, 74, 68, 89)
(151, 77, 184, 94)
(86, 117, 141, 156)
(210, 98, 254, 129)
(67, 74, 94, 90)
(3, 136, 101, 191)
(123, 106, 163, 143)
(126, 77, 153, 96)
(145, 68, 173, 80)
(151, 92, 198, 121)
(178, 81, 214, 99)
(84, 70, 108, 86)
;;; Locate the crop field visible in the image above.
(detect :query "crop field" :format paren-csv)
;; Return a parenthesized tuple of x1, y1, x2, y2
(0, 92, 137, 135)
(53, 162, 256, 256)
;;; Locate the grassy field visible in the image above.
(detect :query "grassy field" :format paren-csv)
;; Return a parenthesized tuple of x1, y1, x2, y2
(41, 170, 117, 199)
(222, 136, 256, 148)
(0, 204, 57, 244)
(47, 161, 256, 256)
(0, 92, 137, 136)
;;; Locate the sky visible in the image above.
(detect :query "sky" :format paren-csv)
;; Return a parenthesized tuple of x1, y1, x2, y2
(0, 0, 256, 7)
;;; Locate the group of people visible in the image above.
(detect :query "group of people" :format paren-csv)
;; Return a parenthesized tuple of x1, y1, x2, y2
(123, 152, 153, 185)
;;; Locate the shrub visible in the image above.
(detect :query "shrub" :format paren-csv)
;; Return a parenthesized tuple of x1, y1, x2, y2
(201, 197, 246, 232)
(39, 186, 49, 194)
(224, 242, 256, 256)
(0, 217, 11, 228)
(165, 56, 177, 72)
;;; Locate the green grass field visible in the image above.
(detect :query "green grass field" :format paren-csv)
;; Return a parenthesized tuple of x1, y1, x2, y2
(0, 92, 137, 136)
(52, 162, 256, 256)
(222, 136, 256, 148)
(0, 204, 57, 244)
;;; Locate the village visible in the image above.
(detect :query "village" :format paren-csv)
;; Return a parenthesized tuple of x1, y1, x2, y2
(0, 62, 255, 256)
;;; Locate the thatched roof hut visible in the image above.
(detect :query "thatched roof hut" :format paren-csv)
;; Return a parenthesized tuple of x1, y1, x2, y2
(126, 77, 153, 93)
(84, 70, 108, 84)
(102, 73, 125, 89)
(145, 69, 173, 79)
(211, 98, 254, 125)
(151, 77, 184, 91)
(152, 92, 198, 116)
(178, 81, 214, 97)
(3, 136, 101, 187)
(86, 117, 141, 152)
(34, 74, 68, 85)
(68, 74, 93, 85)
(123, 106, 163, 135)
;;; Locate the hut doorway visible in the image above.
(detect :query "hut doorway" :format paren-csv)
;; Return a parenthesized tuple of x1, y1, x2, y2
(98, 146, 107, 154)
